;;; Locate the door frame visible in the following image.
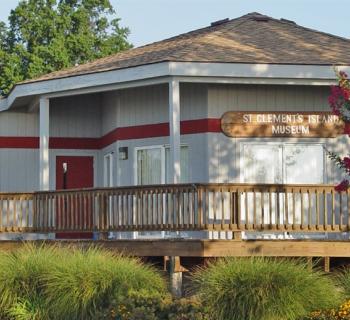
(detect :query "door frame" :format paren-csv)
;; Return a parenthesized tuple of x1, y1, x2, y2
(53, 151, 97, 190)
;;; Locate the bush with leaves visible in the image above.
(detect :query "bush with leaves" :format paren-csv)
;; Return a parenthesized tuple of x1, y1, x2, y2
(192, 257, 342, 320)
(98, 290, 209, 320)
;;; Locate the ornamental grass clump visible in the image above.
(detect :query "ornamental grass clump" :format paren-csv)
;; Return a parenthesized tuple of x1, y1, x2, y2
(337, 268, 350, 299)
(0, 244, 166, 320)
(44, 246, 166, 320)
(0, 244, 61, 320)
(192, 257, 342, 320)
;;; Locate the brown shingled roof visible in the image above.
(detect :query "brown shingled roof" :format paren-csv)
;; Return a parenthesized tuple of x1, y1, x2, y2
(20, 12, 350, 84)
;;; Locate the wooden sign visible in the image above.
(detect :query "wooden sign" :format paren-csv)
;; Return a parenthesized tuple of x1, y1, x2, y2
(221, 112, 345, 138)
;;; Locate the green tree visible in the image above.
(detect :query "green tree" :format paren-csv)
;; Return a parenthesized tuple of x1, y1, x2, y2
(0, 0, 131, 96)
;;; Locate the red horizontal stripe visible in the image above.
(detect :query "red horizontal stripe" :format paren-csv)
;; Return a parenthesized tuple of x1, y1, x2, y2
(181, 118, 221, 134)
(0, 137, 39, 148)
(0, 119, 222, 149)
(49, 137, 100, 149)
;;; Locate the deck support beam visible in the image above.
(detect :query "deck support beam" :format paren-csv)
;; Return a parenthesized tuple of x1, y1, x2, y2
(39, 97, 50, 191)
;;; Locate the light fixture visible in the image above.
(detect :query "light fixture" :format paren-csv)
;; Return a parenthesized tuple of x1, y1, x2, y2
(118, 147, 128, 160)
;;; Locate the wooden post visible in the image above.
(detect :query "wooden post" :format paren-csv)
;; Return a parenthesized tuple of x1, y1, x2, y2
(169, 256, 183, 297)
(99, 193, 108, 240)
(39, 97, 50, 191)
(307, 257, 313, 271)
(233, 231, 242, 241)
(324, 256, 330, 273)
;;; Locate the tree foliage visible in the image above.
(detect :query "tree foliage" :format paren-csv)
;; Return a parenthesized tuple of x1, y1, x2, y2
(0, 0, 131, 96)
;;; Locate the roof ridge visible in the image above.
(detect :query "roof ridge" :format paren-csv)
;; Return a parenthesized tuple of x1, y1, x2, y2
(258, 13, 350, 43)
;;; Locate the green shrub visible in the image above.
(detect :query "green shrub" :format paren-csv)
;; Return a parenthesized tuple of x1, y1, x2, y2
(192, 257, 342, 320)
(99, 290, 208, 320)
(44, 246, 166, 320)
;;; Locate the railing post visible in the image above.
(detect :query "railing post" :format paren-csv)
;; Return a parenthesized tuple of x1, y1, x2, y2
(33, 193, 38, 232)
(98, 193, 108, 240)
(197, 186, 203, 228)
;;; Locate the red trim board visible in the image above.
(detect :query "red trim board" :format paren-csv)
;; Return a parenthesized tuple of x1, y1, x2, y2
(0, 119, 221, 149)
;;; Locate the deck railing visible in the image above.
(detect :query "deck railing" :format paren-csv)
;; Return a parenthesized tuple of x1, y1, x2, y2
(0, 184, 348, 233)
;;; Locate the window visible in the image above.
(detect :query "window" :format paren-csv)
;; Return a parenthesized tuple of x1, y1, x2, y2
(136, 145, 189, 185)
(242, 144, 324, 184)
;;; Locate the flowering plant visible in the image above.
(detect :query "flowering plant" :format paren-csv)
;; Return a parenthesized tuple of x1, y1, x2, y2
(327, 71, 350, 192)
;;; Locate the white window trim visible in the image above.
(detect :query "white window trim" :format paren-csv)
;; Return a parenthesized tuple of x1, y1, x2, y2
(239, 142, 326, 184)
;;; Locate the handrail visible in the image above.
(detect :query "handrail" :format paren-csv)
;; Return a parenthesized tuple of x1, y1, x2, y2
(0, 184, 347, 234)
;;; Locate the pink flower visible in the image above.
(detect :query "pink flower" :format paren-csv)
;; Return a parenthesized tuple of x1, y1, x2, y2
(335, 180, 349, 192)
(343, 157, 350, 169)
(344, 123, 350, 136)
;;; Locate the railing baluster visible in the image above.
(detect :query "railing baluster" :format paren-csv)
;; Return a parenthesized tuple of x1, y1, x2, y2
(292, 189, 296, 230)
(347, 189, 350, 232)
(284, 190, 288, 229)
(340, 191, 344, 231)
(260, 191, 264, 230)
(300, 189, 304, 230)
(268, 190, 272, 228)
(236, 188, 241, 230)
(13, 196, 17, 232)
(315, 189, 319, 230)
(253, 188, 257, 228)
(221, 188, 225, 231)
(0, 198, 2, 232)
(308, 189, 311, 230)
(331, 189, 335, 231)
(323, 189, 327, 231)
(245, 189, 249, 229)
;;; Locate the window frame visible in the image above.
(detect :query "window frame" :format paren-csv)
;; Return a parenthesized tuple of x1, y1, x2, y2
(134, 144, 189, 186)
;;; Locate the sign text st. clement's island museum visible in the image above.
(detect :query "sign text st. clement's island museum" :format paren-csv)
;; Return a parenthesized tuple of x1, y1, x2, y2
(221, 112, 344, 138)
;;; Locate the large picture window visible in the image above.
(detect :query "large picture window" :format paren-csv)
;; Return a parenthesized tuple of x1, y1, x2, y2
(242, 143, 324, 184)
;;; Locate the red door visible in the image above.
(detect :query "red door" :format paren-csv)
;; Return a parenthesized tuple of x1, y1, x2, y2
(56, 156, 94, 239)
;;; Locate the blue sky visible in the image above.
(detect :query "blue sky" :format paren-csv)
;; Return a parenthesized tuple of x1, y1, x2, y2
(0, 0, 349, 47)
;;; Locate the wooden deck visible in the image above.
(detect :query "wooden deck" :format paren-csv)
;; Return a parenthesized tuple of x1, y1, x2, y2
(0, 183, 348, 234)
(0, 240, 349, 258)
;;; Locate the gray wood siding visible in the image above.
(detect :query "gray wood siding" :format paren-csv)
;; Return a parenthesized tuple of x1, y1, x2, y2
(101, 83, 208, 135)
(0, 110, 38, 136)
(0, 149, 38, 192)
(208, 84, 330, 116)
(50, 94, 102, 137)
